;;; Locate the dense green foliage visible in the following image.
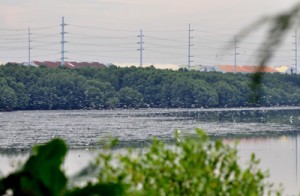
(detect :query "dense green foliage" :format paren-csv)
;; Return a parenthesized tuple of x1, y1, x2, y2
(96, 130, 280, 195)
(0, 138, 124, 196)
(0, 63, 299, 111)
(0, 130, 281, 195)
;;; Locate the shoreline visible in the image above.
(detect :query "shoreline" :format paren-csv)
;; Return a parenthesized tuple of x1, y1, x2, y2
(2, 105, 300, 113)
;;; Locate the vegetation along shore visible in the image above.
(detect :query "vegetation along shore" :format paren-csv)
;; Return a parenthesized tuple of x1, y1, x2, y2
(0, 63, 299, 111)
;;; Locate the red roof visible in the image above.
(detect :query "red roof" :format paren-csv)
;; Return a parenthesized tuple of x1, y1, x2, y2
(33, 61, 60, 68)
(243, 65, 277, 73)
(32, 61, 106, 69)
(218, 65, 248, 73)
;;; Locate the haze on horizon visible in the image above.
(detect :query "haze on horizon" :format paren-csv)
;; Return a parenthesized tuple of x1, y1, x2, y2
(0, 0, 299, 67)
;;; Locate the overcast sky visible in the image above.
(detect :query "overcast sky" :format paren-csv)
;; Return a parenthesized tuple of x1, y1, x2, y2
(0, 0, 299, 66)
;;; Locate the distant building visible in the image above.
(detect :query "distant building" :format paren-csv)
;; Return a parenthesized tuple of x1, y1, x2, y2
(178, 64, 217, 72)
(216, 65, 278, 73)
(5, 61, 294, 74)
(198, 65, 217, 72)
(30, 61, 106, 69)
(116, 63, 181, 70)
(274, 65, 293, 74)
(178, 64, 280, 73)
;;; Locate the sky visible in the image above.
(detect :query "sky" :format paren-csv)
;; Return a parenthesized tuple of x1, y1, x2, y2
(0, 0, 299, 67)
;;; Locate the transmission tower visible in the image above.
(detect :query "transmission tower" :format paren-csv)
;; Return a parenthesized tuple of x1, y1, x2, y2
(188, 24, 194, 69)
(137, 29, 144, 67)
(234, 35, 238, 73)
(293, 30, 298, 74)
(60, 16, 67, 66)
(28, 27, 32, 66)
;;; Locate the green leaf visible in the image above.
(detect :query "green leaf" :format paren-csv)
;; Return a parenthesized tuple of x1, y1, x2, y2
(0, 139, 68, 196)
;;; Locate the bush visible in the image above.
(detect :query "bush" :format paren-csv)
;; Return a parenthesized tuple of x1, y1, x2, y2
(96, 129, 280, 195)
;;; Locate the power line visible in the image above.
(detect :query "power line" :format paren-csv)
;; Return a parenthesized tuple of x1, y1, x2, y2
(0, 21, 298, 69)
(0, 46, 26, 50)
(0, 28, 27, 32)
(237, 46, 292, 52)
(30, 25, 59, 30)
(0, 37, 27, 41)
(31, 34, 58, 39)
(68, 33, 136, 40)
(193, 30, 235, 37)
(145, 36, 186, 44)
(68, 49, 137, 53)
(145, 42, 187, 49)
(0, 40, 27, 44)
(143, 29, 186, 33)
(0, 33, 27, 37)
(68, 24, 137, 32)
(146, 48, 186, 56)
(31, 52, 60, 58)
(68, 42, 135, 47)
(68, 52, 134, 58)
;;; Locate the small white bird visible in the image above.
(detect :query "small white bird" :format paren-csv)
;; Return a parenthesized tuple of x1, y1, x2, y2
(290, 115, 293, 124)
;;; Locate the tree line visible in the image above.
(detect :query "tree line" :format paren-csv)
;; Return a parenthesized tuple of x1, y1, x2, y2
(0, 63, 299, 111)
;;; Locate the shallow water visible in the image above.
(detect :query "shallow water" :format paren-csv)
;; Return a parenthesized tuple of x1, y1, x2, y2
(0, 107, 300, 194)
(0, 107, 299, 150)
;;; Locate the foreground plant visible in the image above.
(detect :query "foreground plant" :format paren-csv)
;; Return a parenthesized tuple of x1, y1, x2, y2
(96, 129, 281, 195)
(0, 130, 281, 195)
(0, 139, 123, 196)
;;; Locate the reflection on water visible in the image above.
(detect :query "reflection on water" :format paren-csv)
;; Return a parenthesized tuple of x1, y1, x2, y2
(233, 134, 300, 195)
(0, 107, 300, 194)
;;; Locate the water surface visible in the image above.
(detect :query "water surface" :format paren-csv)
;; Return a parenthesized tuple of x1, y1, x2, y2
(0, 107, 300, 194)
